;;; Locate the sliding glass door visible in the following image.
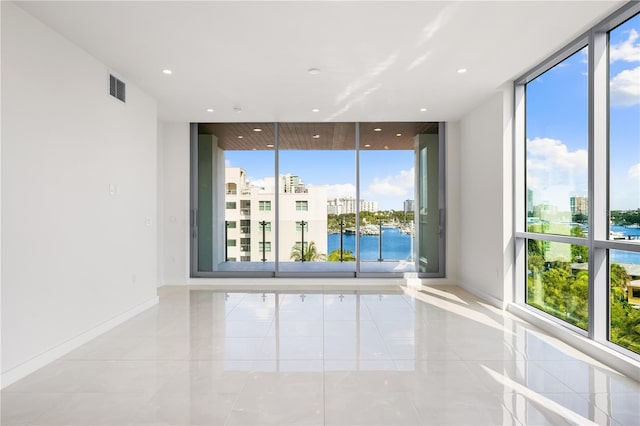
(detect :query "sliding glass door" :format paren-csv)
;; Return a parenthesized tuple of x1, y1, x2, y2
(277, 123, 356, 275)
(192, 123, 276, 276)
(359, 124, 417, 274)
(191, 122, 445, 278)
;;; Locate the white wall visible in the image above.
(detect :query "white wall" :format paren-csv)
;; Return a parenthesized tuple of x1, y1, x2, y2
(157, 122, 190, 285)
(457, 87, 514, 306)
(158, 124, 462, 283)
(1, 2, 158, 379)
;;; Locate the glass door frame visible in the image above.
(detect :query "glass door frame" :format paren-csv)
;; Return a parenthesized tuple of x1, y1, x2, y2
(190, 122, 446, 278)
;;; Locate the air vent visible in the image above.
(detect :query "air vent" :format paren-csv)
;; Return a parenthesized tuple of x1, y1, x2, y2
(109, 74, 126, 103)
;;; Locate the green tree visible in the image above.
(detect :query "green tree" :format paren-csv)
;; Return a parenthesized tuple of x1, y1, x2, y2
(610, 263, 640, 353)
(290, 241, 326, 262)
(327, 249, 356, 262)
(572, 213, 588, 224)
(570, 226, 588, 263)
(610, 263, 630, 302)
(528, 261, 588, 330)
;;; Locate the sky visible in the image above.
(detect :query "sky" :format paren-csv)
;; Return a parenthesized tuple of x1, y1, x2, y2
(526, 14, 640, 212)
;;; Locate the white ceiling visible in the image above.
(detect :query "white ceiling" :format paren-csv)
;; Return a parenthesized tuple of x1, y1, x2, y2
(15, 1, 624, 123)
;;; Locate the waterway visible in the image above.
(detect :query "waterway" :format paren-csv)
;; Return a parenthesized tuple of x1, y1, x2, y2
(610, 225, 640, 264)
(327, 226, 413, 261)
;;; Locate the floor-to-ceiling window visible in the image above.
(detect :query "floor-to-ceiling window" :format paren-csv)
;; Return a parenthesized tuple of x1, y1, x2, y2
(278, 123, 356, 274)
(608, 11, 640, 355)
(191, 122, 445, 278)
(193, 123, 276, 276)
(524, 47, 590, 330)
(359, 124, 417, 274)
(515, 3, 640, 357)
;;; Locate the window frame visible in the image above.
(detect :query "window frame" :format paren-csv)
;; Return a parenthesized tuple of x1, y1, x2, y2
(514, 2, 640, 361)
(258, 241, 272, 252)
(259, 200, 271, 211)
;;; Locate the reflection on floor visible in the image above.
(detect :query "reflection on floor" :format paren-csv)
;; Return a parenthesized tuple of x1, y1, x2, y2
(2, 284, 639, 425)
(216, 260, 417, 273)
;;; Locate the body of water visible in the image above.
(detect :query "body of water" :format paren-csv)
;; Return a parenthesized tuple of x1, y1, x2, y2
(327, 227, 413, 261)
(610, 225, 640, 264)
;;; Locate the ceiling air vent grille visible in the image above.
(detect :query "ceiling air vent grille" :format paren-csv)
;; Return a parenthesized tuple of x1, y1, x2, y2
(109, 74, 126, 103)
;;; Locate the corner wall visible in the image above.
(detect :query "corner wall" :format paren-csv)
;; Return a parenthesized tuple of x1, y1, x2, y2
(157, 122, 190, 285)
(456, 86, 514, 306)
(1, 2, 158, 383)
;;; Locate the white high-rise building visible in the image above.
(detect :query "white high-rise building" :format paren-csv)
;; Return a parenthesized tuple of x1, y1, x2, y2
(225, 167, 327, 262)
(404, 199, 415, 213)
(327, 197, 378, 214)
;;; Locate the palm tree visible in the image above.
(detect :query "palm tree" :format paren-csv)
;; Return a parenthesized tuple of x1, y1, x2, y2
(327, 249, 356, 262)
(290, 241, 326, 262)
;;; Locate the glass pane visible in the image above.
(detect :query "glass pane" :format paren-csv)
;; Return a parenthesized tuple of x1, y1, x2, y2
(418, 133, 441, 273)
(526, 239, 589, 330)
(526, 49, 589, 237)
(197, 123, 275, 273)
(278, 123, 356, 273)
(359, 123, 416, 273)
(609, 13, 640, 241)
(610, 249, 640, 354)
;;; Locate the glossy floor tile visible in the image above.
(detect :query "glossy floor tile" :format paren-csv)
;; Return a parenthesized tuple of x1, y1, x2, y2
(2, 284, 639, 425)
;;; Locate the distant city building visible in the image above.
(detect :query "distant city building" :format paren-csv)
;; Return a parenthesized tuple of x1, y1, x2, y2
(533, 203, 558, 219)
(527, 189, 534, 216)
(404, 199, 415, 213)
(225, 167, 327, 262)
(280, 173, 306, 194)
(570, 196, 588, 217)
(327, 197, 378, 214)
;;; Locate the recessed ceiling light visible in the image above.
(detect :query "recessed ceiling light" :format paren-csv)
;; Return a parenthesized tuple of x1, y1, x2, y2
(237, 135, 244, 139)
(307, 68, 321, 75)
(206, 108, 214, 113)
(457, 68, 467, 74)
(364, 144, 371, 148)
(374, 128, 382, 132)
(162, 69, 173, 75)
(384, 146, 389, 150)
(253, 128, 262, 132)
(396, 133, 402, 137)
(311, 108, 320, 113)
(420, 108, 427, 112)
(312, 134, 320, 139)
(252, 148, 257, 151)
(266, 144, 274, 148)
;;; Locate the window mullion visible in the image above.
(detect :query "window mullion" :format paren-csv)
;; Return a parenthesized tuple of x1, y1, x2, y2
(588, 29, 609, 342)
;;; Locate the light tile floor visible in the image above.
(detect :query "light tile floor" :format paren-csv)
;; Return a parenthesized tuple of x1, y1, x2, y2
(2, 285, 639, 425)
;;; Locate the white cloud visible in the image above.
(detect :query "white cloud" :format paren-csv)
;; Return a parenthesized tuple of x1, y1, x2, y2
(526, 138, 588, 209)
(248, 177, 265, 188)
(225, 159, 231, 167)
(365, 168, 414, 197)
(527, 138, 588, 171)
(610, 29, 640, 63)
(324, 183, 356, 199)
(610, 66, 640, 107)
(628, 163, 640, 181)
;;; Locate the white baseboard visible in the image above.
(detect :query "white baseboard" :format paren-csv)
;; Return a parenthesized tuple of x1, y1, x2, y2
(1, 296, 159, 389)
(457, 281, 506, 309)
